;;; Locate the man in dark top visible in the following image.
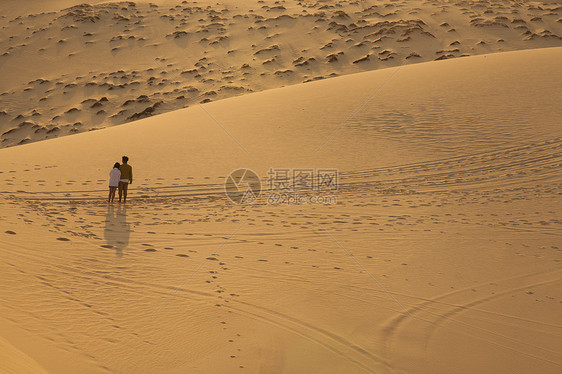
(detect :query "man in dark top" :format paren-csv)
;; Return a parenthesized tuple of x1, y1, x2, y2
(118, 156, 133, 203)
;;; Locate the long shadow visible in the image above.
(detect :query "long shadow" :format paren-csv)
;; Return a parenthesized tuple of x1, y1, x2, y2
(104, 204, 130, 257)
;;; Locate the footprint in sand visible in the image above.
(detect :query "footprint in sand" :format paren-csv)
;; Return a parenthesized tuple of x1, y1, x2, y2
(5, 230, 16, 235)
(56, 237, 70, 241)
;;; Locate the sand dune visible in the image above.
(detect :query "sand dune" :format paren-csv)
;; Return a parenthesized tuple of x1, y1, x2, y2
(1, 47, 561, 373)
(1, 0, 562, 147)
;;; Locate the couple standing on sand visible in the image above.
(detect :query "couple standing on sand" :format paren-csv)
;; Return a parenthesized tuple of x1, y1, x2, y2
(108, 156, 133, 203)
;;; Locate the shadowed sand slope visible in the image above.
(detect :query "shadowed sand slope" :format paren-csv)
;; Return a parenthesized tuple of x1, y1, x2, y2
(0, 48, 561, 373)
(1, 0, 562, 147)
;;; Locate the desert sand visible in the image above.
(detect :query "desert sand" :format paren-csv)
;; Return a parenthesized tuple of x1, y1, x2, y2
(1, 0, 562, 147)
(1, 0, 562, 373)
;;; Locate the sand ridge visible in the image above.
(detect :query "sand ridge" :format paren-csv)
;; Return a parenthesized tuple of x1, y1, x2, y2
(1, 0, 562, 147)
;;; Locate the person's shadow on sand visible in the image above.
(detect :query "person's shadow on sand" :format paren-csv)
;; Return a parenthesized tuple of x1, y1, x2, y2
(104, 205, 130, 257)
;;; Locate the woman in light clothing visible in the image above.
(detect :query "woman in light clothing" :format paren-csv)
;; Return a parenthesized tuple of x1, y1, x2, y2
(108, 162, 121, 203)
